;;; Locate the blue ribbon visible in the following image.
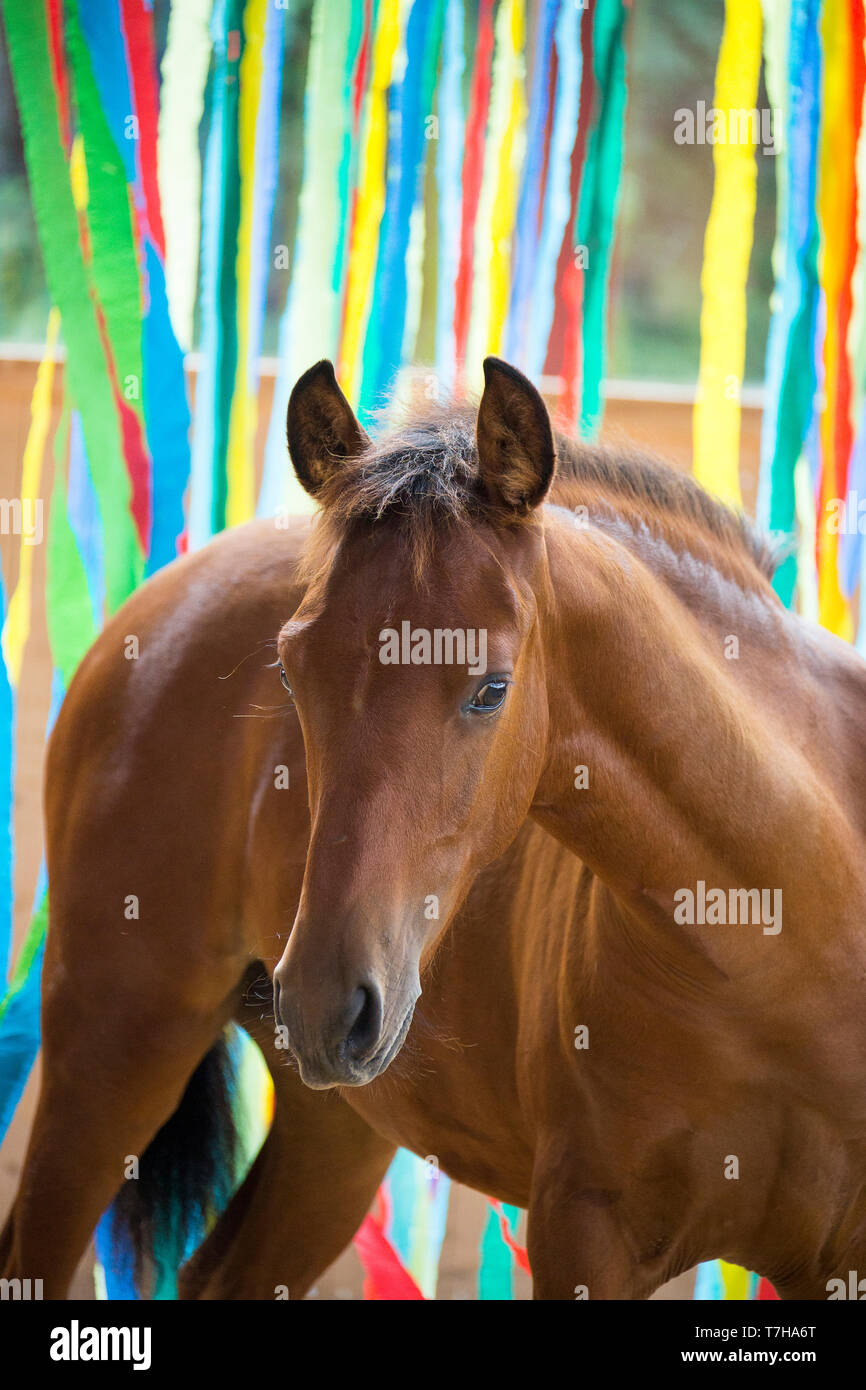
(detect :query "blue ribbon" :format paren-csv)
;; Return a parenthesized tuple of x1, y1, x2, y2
(504, 0, 558, 368)
(527, 0, 582, 378)
(434, 0, 465, 393)
(77, 0, 191, 575)
(358, 0, 442, 422)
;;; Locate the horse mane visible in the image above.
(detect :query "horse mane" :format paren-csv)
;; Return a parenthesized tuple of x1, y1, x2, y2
(299, 394, 781, 586)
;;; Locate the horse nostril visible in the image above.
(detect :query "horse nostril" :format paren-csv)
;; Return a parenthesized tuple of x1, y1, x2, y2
(273, 977, 282, 1025)
(343, 984, 381, 1062)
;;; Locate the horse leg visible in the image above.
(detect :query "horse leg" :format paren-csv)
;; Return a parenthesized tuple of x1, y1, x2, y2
(770, 1231, 866, 1300)
(178, 1010, 396, 1301)
(527, 1142, 643, 1300)
(0, 916, 246, 1299)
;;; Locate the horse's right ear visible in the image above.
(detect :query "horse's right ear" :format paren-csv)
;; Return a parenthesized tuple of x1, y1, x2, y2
(287, 360, 370, 499)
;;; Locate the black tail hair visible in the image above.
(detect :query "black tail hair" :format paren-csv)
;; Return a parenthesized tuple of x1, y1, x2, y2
(109, 1032, 239, 1296)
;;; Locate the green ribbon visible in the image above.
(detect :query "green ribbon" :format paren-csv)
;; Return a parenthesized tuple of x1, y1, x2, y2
(1, 0, 142, 612)
(576, 0, 630, 440)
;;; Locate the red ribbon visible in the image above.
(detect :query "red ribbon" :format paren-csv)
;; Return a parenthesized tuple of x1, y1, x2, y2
(353, 1189, 426, 1300)
(453, 0, 495, 381)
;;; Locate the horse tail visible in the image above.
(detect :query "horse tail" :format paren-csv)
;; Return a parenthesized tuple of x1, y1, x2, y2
(106, 1031, 239, 1296)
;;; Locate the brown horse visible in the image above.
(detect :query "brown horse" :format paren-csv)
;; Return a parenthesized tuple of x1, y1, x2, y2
(4, 356, 866, 1299)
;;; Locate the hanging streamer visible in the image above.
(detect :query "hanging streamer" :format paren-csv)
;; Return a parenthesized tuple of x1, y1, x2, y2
(693, 0, 763, 507)
(188, 0, 245, 547)
(576, 0, 629, 439)
(339, 0, 402, 407)
(453, 0, 495, 379)
(0, 311, 59, 998)
(757, 0, 821, 609)
(0, 575, 11, 991)
(119, 0, 192, 577)
(478, 1200, 527, 1299)
(359, 0, 443, 419)
(225, 0, 284, 527)
(158, 0, 213, 353)
(0, 0, 146, 1144)
(79, 0, 192, 577)
(815, 0, 863, 636)
(465, 0, 527, 376)
(66, 413, 106, 633)
(0, 411, 83, 1132)
(259, 0, 357, 517)
(67, 4, 153, 557)
(545, 1, 595, 426)
(400, 0, 445, 367)
(1, 0, 141, 611)
(526, 0, 582, 379)
(383, 1147, 450, 1299)
(504, 0, 558, 368)
(433, 0, 465, 392)
(354, 1187, 426, 1300)
(2, 310, 60, 687)
(333, 0, 371, 320)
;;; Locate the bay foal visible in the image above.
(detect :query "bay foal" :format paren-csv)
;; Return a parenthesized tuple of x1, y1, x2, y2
(5, 358, 866, 1298)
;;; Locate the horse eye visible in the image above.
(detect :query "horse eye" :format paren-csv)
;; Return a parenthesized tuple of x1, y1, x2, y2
(278, 664, 293, 697)
(467, 678, 509, 714)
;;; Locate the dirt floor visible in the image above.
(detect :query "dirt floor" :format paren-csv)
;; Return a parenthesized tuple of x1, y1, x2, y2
(0, 358, 761, 1298)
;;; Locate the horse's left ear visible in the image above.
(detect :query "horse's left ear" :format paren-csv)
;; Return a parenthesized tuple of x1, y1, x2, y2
(287, 359, 370, 499)
(476, 357, 555, 515)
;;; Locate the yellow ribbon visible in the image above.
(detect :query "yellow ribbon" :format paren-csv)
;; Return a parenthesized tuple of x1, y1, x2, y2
(465, 0, 527, 383)
(693, 0, 763, 508)
(226, 0, 268, 529)
(2, 308, 61, 687)
(816, 0, 855, 639)
(719, 1260, 752, 1300)
(339, 0, 403, 406)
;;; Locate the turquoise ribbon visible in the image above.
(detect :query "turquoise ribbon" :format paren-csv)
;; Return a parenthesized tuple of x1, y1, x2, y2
(757, 0, 821, 608)
(478, 1202, 522, 1300)
(576, 0, 629, 440)
(189, 0, 244, 545)
(359, 0, 443, 421)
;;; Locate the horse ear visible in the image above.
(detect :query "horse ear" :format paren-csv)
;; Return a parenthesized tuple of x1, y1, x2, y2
(287, 360, 370, 499)
(476, 357, 555, 515)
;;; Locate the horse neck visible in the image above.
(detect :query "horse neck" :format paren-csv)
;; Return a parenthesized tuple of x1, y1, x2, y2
(531, 506, 866, 944)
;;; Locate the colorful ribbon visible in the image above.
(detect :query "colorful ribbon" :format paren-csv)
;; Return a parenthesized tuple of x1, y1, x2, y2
(757, 0, 821, 608)
(576, 0, 629, 439)
(815, 0, 863, 636)
(259, 0, 358, 517)
(225, 0, 284, 528)
(693, 0, 763, 507)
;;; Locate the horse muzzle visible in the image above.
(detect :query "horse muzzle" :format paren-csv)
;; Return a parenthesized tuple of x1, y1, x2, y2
(273, 969, 417, 1088)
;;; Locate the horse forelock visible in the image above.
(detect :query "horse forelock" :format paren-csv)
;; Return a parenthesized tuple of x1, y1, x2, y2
(294, 395, 782, 590)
